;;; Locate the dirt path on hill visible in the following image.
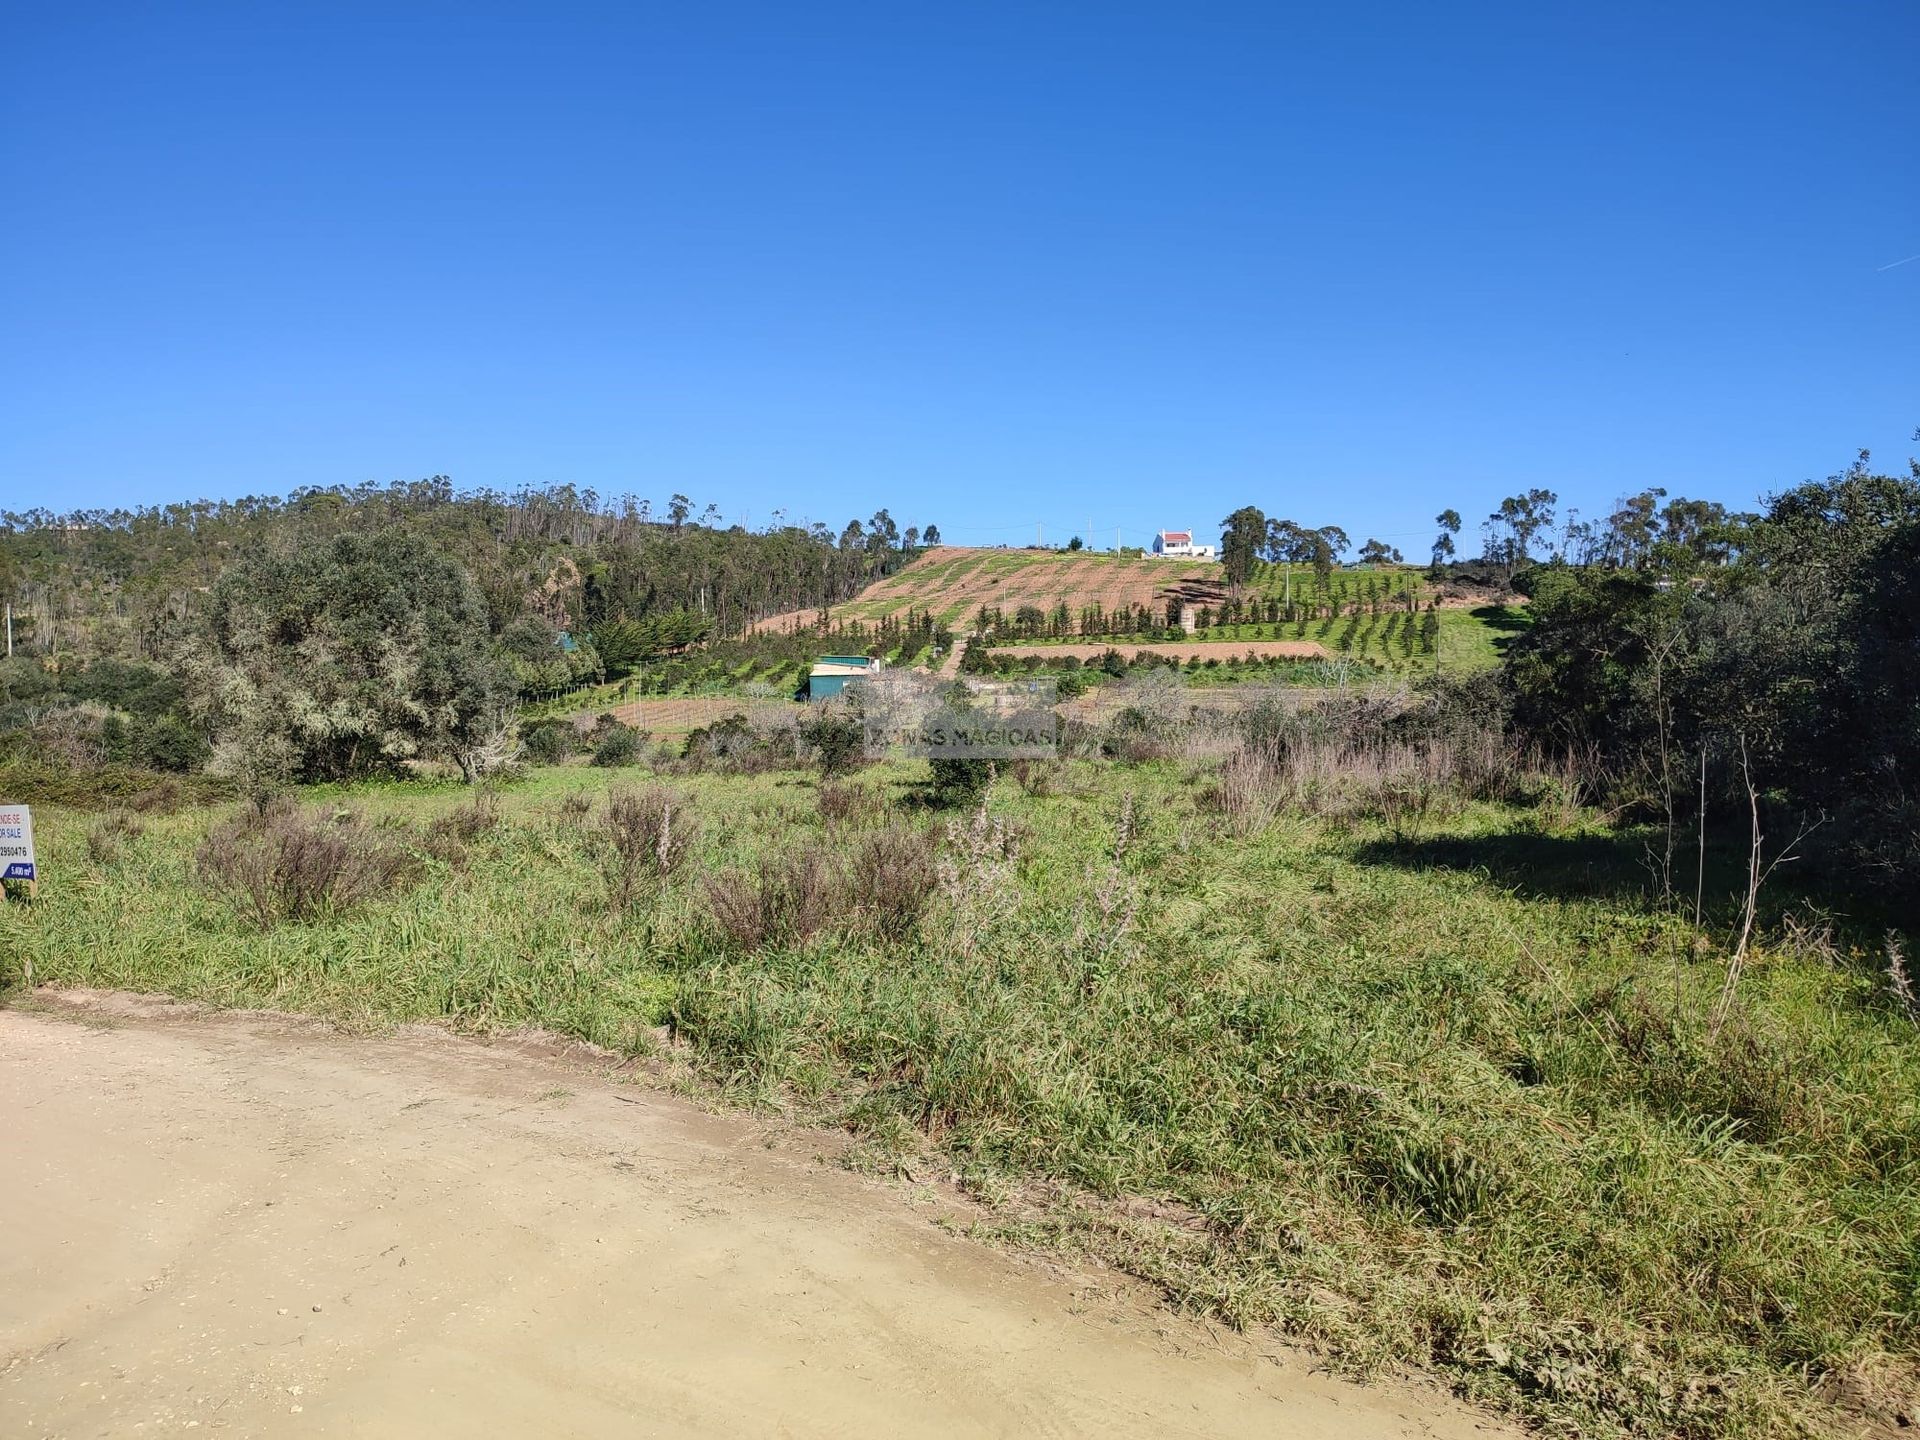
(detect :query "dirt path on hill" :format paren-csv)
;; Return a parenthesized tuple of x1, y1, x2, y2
(1, 992, 1513, 1440)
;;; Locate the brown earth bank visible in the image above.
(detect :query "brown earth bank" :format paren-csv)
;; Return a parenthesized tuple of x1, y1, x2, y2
(989, 640, 1333, 662)
(0, 991, 1517, 1440)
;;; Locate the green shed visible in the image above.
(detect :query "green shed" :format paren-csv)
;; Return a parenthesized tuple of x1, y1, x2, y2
(808, 656, 875, 700)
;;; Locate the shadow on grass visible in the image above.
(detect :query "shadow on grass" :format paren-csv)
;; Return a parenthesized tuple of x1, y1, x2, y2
(1469, 604, 1531, 632)
(1470, 604, 1532, 659)
(1353, 828, 1656, 903)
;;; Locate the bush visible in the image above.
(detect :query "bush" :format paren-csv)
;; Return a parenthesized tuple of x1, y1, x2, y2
(682, 714, 743, 760)
(600, 785, 698, 911)
(423, 791, 502, 864)
(706, 845, 834, 951)
(591, 723, 644, 768)
(1010, 758, 1063, 796)
(521, 722, 577, 765)
(817, 780, 880, 828)
(928, 756, 994, 807)
(196, 802, 419, 926)
(799, 712, 864, 778)
(847, 823, 939, 941)
(100, 712, 210, 772)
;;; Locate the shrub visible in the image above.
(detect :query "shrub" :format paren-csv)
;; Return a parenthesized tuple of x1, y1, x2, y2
(798, 712, 865, 778)
(928, 756, 994, 807)
(817, 780, 880, 829)
(706, 845, 834, 951)
(600, 785, 698, 911)
(558, 790, 593, 823)
(196, 804, 419, 926)
(591, 723, 644, 768)
(423, 791, 501, 864)
(521, 722, 576, 765)
(847, 824, 939, 941)
(682, 713, 755, 764)
(1010, 758, 1063, 796)
(430, 791, 501, 843)
(187, 530, 517, 785)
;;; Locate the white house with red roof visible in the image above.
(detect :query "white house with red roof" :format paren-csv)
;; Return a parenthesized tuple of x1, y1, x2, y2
(1151, 528, 1216, 560)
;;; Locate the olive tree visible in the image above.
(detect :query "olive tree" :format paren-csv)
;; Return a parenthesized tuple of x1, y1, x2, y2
(184, 532, 517, 785)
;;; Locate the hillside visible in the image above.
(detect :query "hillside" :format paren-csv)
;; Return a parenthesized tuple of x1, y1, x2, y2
(0, 481, 922, 663)
(752, 546, 1526, 674)
(750, 546, 1231, 633)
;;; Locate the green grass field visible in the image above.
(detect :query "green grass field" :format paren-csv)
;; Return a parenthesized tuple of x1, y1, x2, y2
(6, 752, 1915, 1439)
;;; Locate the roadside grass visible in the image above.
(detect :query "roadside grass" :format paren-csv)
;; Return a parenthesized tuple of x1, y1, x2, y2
(4, 760, 1916, 1438)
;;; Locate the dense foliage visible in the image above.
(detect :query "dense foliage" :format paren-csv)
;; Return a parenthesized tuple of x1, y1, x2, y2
(1505, 451, 1920, 910)
(180, 531, 519, 785)
(0, 478, 928, 660)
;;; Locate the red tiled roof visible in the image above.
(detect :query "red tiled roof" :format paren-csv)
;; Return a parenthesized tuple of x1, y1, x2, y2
(1161, 530, 1192, 543)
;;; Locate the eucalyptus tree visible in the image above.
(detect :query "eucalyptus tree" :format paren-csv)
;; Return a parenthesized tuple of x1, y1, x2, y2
(1218, 506, 1267, 596)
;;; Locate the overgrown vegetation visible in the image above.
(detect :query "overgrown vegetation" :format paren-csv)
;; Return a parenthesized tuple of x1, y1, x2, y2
(1505, 451, 1920, 918)
(7, 678, 1916, 1438)
(6, 452, 1920, 1437)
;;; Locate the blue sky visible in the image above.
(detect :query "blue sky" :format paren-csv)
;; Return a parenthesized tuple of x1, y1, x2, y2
(3, 1, 1915, 553)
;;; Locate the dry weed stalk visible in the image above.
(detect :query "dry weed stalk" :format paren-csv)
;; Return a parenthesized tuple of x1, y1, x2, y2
(1709, 737, 1821, 1040)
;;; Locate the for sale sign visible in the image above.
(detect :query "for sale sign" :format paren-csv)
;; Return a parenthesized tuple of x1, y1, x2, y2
(0, 804, 34, 881)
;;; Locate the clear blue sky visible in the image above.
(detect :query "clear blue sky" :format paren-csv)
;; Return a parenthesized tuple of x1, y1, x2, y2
(3, 1, 1915, 552)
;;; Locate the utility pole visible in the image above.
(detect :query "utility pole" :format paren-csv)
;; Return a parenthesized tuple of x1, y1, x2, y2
(1036, 521, 1043, 548)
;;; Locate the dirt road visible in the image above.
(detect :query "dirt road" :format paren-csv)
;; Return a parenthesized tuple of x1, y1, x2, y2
(1, 993, 1510, 1439)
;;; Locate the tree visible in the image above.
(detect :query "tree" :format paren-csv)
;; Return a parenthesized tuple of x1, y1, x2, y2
(1067, 535, 1083, 551)
(923, 524, 941, 545)
(1218, 507, 1267, 596)
(1431, 509, 1461, 573)
(667, 494, 692, 531)
(1357, 538, 1396, 566)
(1265, 519, 1316, 607)
(1309, 526, 1347, 590)
(183, 532, 518, 785)
(1504, 450, 1920, 913)
(1486, 489, 1558, 572)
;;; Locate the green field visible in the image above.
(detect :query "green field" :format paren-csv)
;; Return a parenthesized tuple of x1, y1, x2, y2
(988, 604, 1530, 673)
(8, 742, 1915, 1440)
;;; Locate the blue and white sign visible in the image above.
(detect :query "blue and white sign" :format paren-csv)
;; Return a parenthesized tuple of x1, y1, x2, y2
(0, 803, 34, 881)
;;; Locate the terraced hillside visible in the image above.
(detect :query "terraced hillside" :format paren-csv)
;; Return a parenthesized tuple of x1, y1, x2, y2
(749, 547, 1230, 633)
(749, 547, 1526, 674)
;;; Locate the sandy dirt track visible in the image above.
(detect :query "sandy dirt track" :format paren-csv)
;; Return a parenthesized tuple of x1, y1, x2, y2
(0, 993, 1513, 1439)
